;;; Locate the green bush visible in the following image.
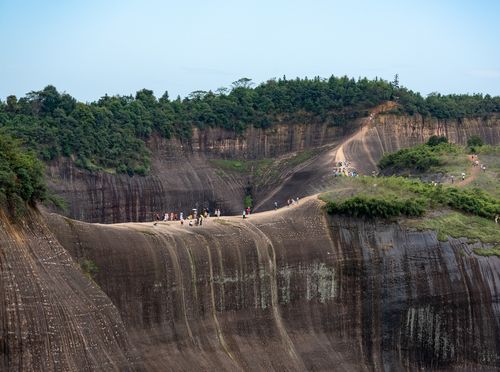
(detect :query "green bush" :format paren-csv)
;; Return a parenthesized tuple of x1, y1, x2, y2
(467, 135, 484, 148)
(379, 145, 441, 171)
(244, 195, 253, 209)
(326, 196, 425, 218)
(379, 142, 459, 172)
(426, 135, 448, 146)
(80, 258, 99, 280)
(0, 133, 47, 215)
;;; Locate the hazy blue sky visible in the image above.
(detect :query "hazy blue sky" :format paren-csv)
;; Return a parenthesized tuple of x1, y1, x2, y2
(1, 0, 499, 101)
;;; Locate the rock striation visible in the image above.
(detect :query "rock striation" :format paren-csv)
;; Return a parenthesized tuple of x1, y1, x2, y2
(0, 210, 141, 371)
(44, 197, 500, 371)
(46, 111, 500, 223)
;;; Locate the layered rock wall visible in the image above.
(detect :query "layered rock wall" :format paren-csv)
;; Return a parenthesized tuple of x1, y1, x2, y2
(0, 211, 141, 371)
(344, 114, 500, 173)
(47, 199, 500, 371)
(47, 113, 499, 223)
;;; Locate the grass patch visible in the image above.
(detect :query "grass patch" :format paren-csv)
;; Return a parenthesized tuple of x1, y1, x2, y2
(209, 158, 273, 175)
(473, 246, 500, 257)
(405, 211, 500, 245)
(287, 149, 316, 167)
(80, 258, 99, 280)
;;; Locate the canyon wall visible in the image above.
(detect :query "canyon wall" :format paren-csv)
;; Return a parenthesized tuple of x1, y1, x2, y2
(47, 112, 499, 223)
(47, 120, 348, 223)
(46, 198, 500, 371)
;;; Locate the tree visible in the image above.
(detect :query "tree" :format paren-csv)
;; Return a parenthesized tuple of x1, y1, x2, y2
(392, 74, 399, 89)
(232, 78, 254, 89)
(6, 95, 18, 112)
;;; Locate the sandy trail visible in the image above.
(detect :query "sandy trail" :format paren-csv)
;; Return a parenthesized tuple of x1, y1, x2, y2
(457, 155, 481, 187)
(334, 101, 397, 171)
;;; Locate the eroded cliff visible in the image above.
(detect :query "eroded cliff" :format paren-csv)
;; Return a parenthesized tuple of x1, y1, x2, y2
(44, 197, 500, 371)
(46, 111, 499, 223)
(0, 210, 141, 371)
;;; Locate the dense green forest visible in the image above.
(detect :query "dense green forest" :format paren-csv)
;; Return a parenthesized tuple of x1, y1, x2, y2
(1, 76, 498, 175)
(0, 132, 47, 216)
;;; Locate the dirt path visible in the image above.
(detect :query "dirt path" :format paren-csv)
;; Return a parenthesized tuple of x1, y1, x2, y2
(334, 101, 397, 171)
(457, 155, 480, 187)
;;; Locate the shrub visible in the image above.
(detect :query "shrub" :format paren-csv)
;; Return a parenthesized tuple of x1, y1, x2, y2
(325, 196, 425, 218)
(467, 135, 484, 148)
(80, 259, 99, 280)
(379, 142, 459, 172)
(323, 176, 499, 220)
(244, 195, 253, 209)
(379, 145, 441, 171)
(426, 135, 448, 146)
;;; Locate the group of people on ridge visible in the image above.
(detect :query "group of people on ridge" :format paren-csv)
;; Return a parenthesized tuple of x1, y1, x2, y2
(153, 207, 222, 226)
(333, 160, 358, 177)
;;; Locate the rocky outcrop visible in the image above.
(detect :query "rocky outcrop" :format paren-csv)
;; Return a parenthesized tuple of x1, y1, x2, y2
(46, 198, 500, 371)
(47, 111, 499, 223)
(0, 210, 141, 371)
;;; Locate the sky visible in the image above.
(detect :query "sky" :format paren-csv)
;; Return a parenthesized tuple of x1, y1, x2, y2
(1, 0, 499, 102)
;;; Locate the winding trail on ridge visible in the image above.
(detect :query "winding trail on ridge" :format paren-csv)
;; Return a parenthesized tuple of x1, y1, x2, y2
(334, 101, 398, 173)
(253, 102, 397, 211)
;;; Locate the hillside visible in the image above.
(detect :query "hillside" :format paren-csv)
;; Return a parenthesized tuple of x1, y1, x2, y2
(1, 78, 499, 223)
(0, 116, 499, 370)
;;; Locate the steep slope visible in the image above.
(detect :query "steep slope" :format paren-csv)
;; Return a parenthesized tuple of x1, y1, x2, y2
(47, 109, 499, 223)
(339, 113, 499, 174)
(47, 119, 349, 223)
(0, 210, 141, 371)
(46, 198, 500, 371)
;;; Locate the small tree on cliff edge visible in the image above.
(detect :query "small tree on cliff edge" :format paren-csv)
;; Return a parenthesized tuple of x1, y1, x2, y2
(391, 74, 400, 101)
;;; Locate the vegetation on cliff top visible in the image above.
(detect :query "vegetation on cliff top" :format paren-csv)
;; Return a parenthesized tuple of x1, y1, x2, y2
(378, 136, 459, 172)
(0, 132, 47, 216)
(325, 142, 499, 255)
(1, 76, 498, 175)
(322, 176, 499, 219)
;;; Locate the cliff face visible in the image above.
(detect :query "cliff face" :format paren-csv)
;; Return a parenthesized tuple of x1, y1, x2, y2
(343, 114, 500, 173)
(46, 198, 500, 371)
(47, 120, 348, 223)
(47, 112, 499, 223)
(0, 210, 140, 371)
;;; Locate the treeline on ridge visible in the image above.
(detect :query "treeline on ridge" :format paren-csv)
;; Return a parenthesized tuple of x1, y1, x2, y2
(1, 76, 499, 175)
